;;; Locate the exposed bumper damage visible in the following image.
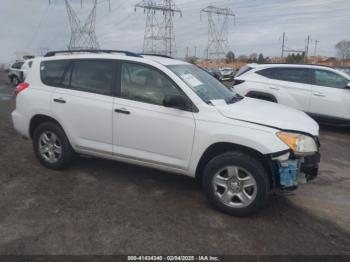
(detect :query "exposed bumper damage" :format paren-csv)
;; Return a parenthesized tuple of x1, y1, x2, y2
(270, 151, 320, 191)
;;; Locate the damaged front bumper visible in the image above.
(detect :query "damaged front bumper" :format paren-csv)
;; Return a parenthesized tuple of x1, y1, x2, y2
(270, 150, 320, 191)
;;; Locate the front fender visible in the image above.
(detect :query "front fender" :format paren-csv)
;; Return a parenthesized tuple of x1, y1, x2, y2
(188, 120, 289, 176)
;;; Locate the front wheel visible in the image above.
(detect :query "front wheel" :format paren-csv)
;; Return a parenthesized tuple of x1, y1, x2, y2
(32, 122, 74, 170)
(202, 151, 270, 216)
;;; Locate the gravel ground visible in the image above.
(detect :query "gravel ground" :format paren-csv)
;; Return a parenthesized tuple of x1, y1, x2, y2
(0, 73, 350, 255)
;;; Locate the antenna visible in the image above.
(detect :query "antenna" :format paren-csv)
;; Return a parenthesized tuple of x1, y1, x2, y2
(135, 0, 182, 57)
(200, 6, 235, 59)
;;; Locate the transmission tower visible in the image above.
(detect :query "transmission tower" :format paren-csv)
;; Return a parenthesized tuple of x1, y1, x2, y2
(201, 6, 235, 59)
(135, 0, 182, 57)
(65, 0, 99, 50)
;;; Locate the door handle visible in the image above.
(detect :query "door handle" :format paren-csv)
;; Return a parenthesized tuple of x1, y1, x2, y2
(114, 108, 130, 115)
(269, 86, 280, 90)
(313, 92, 325, 97)
(53, 98, 66, 104)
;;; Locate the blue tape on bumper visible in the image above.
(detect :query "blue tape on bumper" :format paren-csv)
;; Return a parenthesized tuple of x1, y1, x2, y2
(279, 160, 298, 188)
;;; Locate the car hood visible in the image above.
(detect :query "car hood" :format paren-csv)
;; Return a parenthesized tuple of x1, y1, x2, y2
(215, 97, 319, 136)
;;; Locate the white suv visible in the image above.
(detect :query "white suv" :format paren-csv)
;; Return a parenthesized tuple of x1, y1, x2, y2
(234, 64, 350, 125)
(12, 50, 321, 216)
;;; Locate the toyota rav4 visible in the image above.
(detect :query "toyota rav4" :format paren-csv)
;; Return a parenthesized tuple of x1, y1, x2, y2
(12, 50, 321, 216)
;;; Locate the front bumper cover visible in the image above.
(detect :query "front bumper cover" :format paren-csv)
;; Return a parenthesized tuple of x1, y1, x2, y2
(269, 150, 320, 190)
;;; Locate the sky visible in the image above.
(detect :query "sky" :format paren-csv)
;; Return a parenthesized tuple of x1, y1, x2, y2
(0, 0, 349, 63)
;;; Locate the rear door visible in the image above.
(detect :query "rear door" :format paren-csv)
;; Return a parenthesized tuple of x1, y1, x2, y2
(112, 61, 196, 170)
(47, 59, 115, 154)
(309, 69, 350, 120)
(257, 67, 312, 111)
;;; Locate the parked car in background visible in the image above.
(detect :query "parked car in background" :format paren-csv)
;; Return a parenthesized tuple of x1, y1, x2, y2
(233, 63, 350, 125)
(21, 59, 34, 80)
(218, 67, 235, 81)
(12, 50, 320, 216)
(335, 67, 350, 76)
(205, 67, 221, 80)
(8, 60, 25, 86)
(7, 59, 34, 86)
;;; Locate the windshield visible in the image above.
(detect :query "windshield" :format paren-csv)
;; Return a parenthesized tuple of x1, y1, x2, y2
(235, 66, 253, 77)
(168, 64, 238, 104)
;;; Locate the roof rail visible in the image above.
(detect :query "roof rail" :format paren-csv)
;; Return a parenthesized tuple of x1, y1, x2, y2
(44, 49, 142, 58)
(262, 62, 335, 69)
(140, 53, 173, 59)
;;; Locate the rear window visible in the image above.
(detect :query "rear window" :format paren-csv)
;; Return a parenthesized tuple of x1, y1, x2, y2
(40, 60, 70, 87)
(235, 66, 252, 77)
(12, 62, 24, 69)
(257, 67, 310, 84)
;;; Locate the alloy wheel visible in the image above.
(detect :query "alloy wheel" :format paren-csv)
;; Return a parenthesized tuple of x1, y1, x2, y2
(212, 166, 257, 208)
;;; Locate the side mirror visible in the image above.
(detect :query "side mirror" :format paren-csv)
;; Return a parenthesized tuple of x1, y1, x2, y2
(163, 94, 188, 110)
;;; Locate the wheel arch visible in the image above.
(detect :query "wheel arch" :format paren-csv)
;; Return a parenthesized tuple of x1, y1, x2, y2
(195, 142, 277, 188)
(29, 114, 64, 138)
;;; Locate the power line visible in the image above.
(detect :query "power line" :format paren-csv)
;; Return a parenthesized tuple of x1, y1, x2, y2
(64, 0, 99, 50)
(200, 5, 235, 59)
(135, 0, 182, 57)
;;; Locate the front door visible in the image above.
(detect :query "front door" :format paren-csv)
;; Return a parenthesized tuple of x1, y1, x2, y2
(309, 69, 350, 120)
(113, 62, 196, 170)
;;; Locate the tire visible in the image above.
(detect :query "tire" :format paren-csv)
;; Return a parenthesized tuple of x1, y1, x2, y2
(32, 122, 74, 170)
(202, 151, 270, 216)
(11, 76, 19, 86)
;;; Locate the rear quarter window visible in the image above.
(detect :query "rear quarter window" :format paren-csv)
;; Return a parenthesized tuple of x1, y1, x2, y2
(40, 60, 70, 87)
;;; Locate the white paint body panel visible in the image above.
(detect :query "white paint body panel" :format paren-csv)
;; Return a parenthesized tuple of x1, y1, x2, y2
(51, 88, 114, 154)
(113, 97, 196, 170)
(235, 63, 350, 121)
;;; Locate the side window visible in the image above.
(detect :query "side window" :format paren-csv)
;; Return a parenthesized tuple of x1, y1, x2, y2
(257, 67, 310, 84)
(121, 62, 181, 106)
(256, 68, 277, 78)
(40, 60, 70, 87)
(313, 70, 348, 89)
(28, 61, 33, 68)
(275, 68, 310, 84)
(70, 60, 113, 96)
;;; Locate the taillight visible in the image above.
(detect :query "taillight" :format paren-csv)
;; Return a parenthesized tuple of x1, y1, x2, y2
(15, 82, 29, 95)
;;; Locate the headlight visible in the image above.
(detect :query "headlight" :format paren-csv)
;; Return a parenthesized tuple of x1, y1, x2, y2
(276, 132, 317, 156)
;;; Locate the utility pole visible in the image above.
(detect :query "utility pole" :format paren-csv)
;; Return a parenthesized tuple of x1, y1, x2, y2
(314, 40, 319, 57)
(281, 32, 285, 59)
(200, 6, 235, 60)
(135, 0, 182, 57)
(186, 46, 189, 58)
(305, 35, 310, 63)
(194, 45, 198, 58)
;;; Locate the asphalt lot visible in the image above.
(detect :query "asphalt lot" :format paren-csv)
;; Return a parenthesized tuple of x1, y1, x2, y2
(0, 71, 350, 255)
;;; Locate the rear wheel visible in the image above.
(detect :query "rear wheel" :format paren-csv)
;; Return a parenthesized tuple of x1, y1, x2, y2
(202, 151, 270, 216)
(33, 122, 74, 170)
